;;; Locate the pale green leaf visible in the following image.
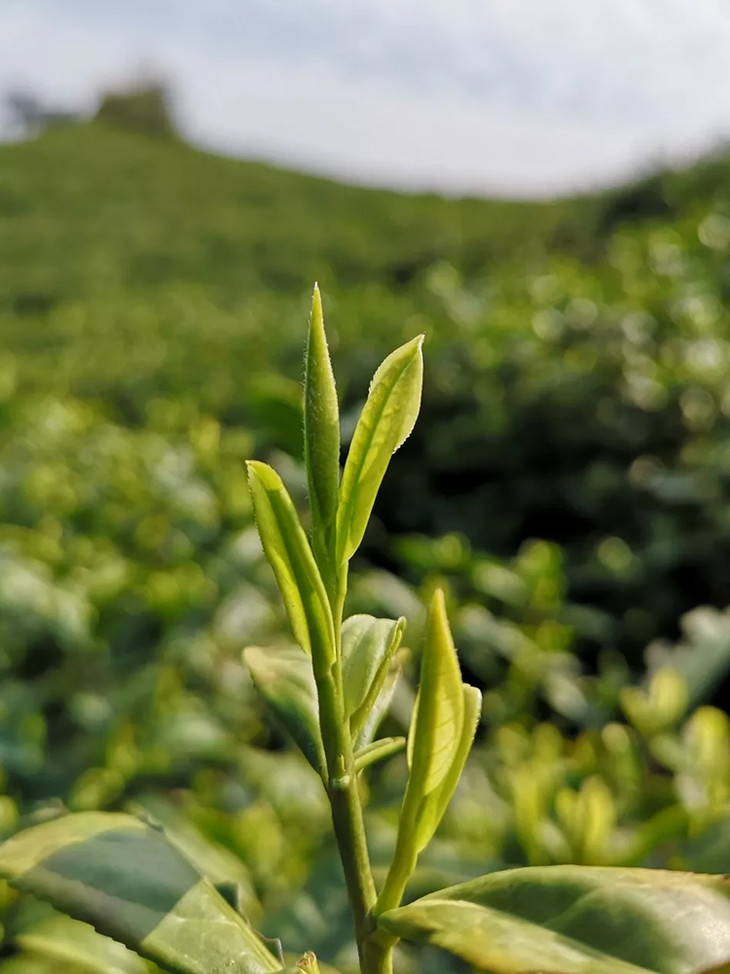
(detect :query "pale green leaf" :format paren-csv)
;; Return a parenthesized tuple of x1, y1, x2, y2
(244, 646, 325, 775)
(407, 589, 464, 796)
(304, 284, 340, 579)
(378, 865, 730, 973)
(336, 335, 423, 562)
(354, 737, 406, 772)
(0, 812, 282, 974)
(247, 461, 335, 664)
(354, 648, 406, 750)
(13, 911, 152, 973)
(341, 614, 405, 734)
(412, 683, 481, 853)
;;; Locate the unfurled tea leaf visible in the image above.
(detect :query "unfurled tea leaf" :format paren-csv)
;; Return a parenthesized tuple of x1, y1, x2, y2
(336, 335, 423, 563)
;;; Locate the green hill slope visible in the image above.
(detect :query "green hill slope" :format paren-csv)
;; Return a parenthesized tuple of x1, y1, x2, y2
(3, 121, 730, 673)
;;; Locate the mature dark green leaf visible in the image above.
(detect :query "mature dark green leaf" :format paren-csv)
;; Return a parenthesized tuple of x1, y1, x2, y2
(336, 335, 423, 563)
(378, 865, 730, 973)
(0, 812, 282, 974)
(247, 460, 335, 665)
(303, 284, 340, 582)
(341, 614, 405, 735)
(244, 645, 325, 775)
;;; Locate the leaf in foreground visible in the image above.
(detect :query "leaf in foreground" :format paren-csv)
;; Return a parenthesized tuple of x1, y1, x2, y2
(0, 812, 282, 974)
(378, 864, 730, 973)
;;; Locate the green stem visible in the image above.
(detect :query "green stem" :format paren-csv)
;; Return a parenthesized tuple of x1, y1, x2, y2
(374, 808, 418, 916)
(314, 559, 395, 972)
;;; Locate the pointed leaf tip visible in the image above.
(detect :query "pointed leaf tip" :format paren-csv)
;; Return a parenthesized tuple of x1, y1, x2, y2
(304, 283, 340, 579)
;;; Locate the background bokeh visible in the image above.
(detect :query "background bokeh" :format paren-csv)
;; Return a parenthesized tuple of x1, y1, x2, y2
(3, 4, 730, 972)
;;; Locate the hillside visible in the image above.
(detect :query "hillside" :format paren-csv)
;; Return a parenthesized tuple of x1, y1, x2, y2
(3, 121, 730, 671)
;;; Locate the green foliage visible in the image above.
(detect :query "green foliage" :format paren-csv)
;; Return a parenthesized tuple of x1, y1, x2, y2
(0, 812, 281, 974)
(379, 866, 730, 973)
(4, 126, 730, 971)
(4, 291, 730, 974)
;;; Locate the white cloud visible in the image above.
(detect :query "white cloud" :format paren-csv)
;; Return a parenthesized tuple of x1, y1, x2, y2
(1, 0, 730, 195)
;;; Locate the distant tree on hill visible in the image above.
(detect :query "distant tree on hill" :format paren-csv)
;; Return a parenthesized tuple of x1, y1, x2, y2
(5, 89, 79, 136)
(93, 82, 177, 138)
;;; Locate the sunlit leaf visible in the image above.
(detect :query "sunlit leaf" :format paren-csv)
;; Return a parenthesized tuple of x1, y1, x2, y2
(341, 614, 405, 735)
(378, 864, 730, 973)
(413, 683, 481, 853)
(336, 335, 423, 562)
(0, 812, 282, 974)
(407, 589, 464, 797)
(246, 461, 335, 665)
(244, 646, 325, 775)
(304, 284, 340, 583)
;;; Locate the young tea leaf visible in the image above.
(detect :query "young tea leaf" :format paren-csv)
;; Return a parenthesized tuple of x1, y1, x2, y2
(304, 285, 340, 578)
(411, 683, 481, 854)
(378, 865, 730, 974)
(354, 649, 407, 750)
(336, 335, 423, 563)
(0, 812, 282, 974)
(407, 588, 464, 797)
(341, 614, 406, 735)
(244, 646, 326, 776)
(246, 461, 335, 665)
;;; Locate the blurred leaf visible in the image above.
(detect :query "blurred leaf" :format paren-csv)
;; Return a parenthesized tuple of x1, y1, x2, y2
(0, 812, 281, 974)
(378, 865, 730, 973)
(13, 911, 152, 973)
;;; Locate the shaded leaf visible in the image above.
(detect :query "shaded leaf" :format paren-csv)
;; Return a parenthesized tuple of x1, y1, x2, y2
(246, 461, 335, 665)
(378, 864, 730, 973)
(0, 812, 282, 974)
(336, 335, 423, 562)
(341, 614, 405, 735)
(244, 646, 325, 775)
(304, 284, 340, 582)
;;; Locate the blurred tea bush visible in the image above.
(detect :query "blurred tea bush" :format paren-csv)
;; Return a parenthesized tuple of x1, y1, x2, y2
(3, 122, 730, 971)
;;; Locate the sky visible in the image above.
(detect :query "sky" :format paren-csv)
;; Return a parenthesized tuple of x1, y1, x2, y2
(2, 0, 730, 197)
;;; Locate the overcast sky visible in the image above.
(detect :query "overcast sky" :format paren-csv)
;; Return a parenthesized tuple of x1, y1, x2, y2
(2, 0, 730, 197)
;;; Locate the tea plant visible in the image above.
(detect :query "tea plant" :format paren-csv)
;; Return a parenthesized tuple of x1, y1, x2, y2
(2, 288, 730, 974)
